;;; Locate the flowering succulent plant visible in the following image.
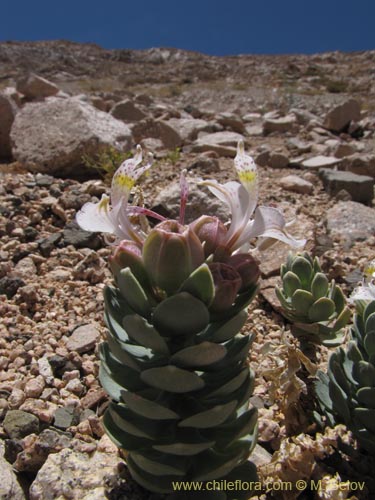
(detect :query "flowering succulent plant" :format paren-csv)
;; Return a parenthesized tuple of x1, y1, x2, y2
(76, 141, 305, 497)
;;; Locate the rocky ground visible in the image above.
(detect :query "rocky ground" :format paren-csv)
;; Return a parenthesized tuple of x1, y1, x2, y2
(0, 41, 375, 499)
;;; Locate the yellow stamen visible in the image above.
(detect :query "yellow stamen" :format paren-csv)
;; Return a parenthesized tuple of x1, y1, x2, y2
(113, 172, 135, 191)
(98, 195, 110, 212)
(239, 171, 257, 184)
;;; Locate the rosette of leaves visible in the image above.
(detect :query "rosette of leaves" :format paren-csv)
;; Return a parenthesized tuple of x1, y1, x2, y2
(100, 223, 260, 497)
(315, 301, 375, 454)
(275, 252, 351, 346)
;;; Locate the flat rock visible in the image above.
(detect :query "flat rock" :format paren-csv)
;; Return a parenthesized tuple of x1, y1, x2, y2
(301, 155, 342, 169)
(319, 169, 374, 204)
(53, 406, 80, 430)
(263, 114, 297, 135)
(110, 99, 147, 122)
(66, 324, 101, 353)
(29, 448, 123, 500)
(132, 118, 182, 149)
(326, 201, 375, 242)
(344, 153, 375, 178)
(0, 441, 26, 500)
(11, 98, 132, 177)
(16, 73, 59, 100)
(217, 112, 245, 133)
(323, 99, 361, 132)
(0, 93, 18, 159)
(279, 175, 314, 194)
(269, 153, 289, 168)
(62, 221, 101, 249)
(166, 117, 211, 142)
(191, 131, 243, 157)
(3, 410, 39, 439)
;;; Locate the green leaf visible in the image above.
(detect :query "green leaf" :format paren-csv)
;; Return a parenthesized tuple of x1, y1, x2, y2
(291, 256, 312, 288)
(179, 263, 215, 305)
(123, 314, 169, 355)
(153, 437, 216, 456)
(365, 313, 375, 336)
(283, 271, 302, 297)
(204, 368, 250, 398)
(353, 361, 375, 387)
(275, 286, 292, 311)
(329, 379, 351, 424)
(364, 330, 375, 357)
(108, 403, 160, 439)
(329, 353, 351, 395)
(198, 310, 248, 343)
(314, 371, 333, 412)
(178, 400, 238, 429)
(353, 408, 375, 433)
(170, 342, 227, 368)
(333, 307, 351, 333)
(364, 302, 375, 323)
(311, 272, 329, 300)
(192, 448, 244, 482)
(331, 284, 346, 314)
(118, 268, 151, 318)
(153, 292, 209, 336)
(211, 407, 258, 449)
(102, 409, 152, 451)
(356, 388, 375, 409)
(308, 297, 335, 322)
(120, 391, 179, 420)
(129, 451, 187, 477)
(141, 365, 205, 393)
(126, 455, 178, 493)
(291, 289, 314, 314)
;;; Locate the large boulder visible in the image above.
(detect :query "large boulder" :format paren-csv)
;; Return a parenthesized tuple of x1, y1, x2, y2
(326, 201, 375, 242)
(110, 99, 147, 122)
(0, 92, 18, 159)
(131, 118, 182, 149)
(319, 168, 374, 204)
(16, 73, 60, 100)
(323, 99, 361, 133)
(10, 98, 132, 176)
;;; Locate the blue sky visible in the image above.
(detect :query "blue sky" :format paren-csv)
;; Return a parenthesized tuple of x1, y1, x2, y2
(2, 0, 374, 55)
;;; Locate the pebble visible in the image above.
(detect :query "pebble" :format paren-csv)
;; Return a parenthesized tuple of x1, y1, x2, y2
(3, 409, 40, 439)
(65, 324, 101, 354)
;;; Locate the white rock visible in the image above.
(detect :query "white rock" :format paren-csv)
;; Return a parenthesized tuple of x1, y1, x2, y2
(66, 324, 100, 354)
(166, 117, 210, 142)
(280, 175, 314, 194)
(11, 98, 132, 176)
(263, 115, 297, 135)
(192, 131, 243, 157)
(0, 441, 26, 500)
(29, 448, 123, 500)
(302, 155, 342, 170)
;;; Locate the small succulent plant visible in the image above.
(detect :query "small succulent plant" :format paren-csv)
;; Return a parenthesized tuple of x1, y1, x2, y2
(315, 300, 375, 454)
(276, 252, 351, 347)
(76, 142, 305, 496)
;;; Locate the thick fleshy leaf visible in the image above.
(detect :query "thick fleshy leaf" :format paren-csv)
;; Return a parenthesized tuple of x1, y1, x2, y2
(333, 307, 351, 333)
(170, 342, 227, 368)
(141, 366, 205, 393)
(211, 407, 258, 449)
(178, 400, 238, 429)
(153, 292, 209, 336)
(205, 368, 250, 398)
(126, 455, 179, 493)
(153, 436, 216, 455)
(108, 403, 160, 439)
(311, 272, 329, 300)
(99, 343, 144, 393)
(291, 289, 314, 314)
(328, 380, 351, 424)
(179, 263, 215, 305)
(283, 271, 302, 297)
(356, 388, 375, 409)
(353, 361, 375, 387)
(364, 302, 375, 323)
(308, 297, 335, 322)
(103, 409, 152, 451)
(129, 451, 186, 477)
(365, 312, 375, 335)
(330, 283, 346, 314)
(291, 256, 312, 288)
(329, 354, 351, 395)
(199, 310, 248, 342)
(122, 314, 169, 355)
(192, 448, 244, 482)
(117, 268, 151, 318)
(314, 371, 333, 412)
(353, 408, 375, 433)
(120, 391, 179, 420)
(364, 330, 375, 357)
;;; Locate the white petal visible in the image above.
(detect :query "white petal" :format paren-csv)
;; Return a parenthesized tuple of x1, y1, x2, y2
(234, 141, 258, 215)
(350, 285, 375, 303)
(76, 199, 115, 233)
(235, 206, 306, 250)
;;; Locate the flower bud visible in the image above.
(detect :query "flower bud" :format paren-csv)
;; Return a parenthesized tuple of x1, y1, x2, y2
(190, 215, 227, 258)
(143, 220, 204, 295)
(225, 253, 260, 292)
(109, 240, 148, 287)
(208, 262, 242, 312)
